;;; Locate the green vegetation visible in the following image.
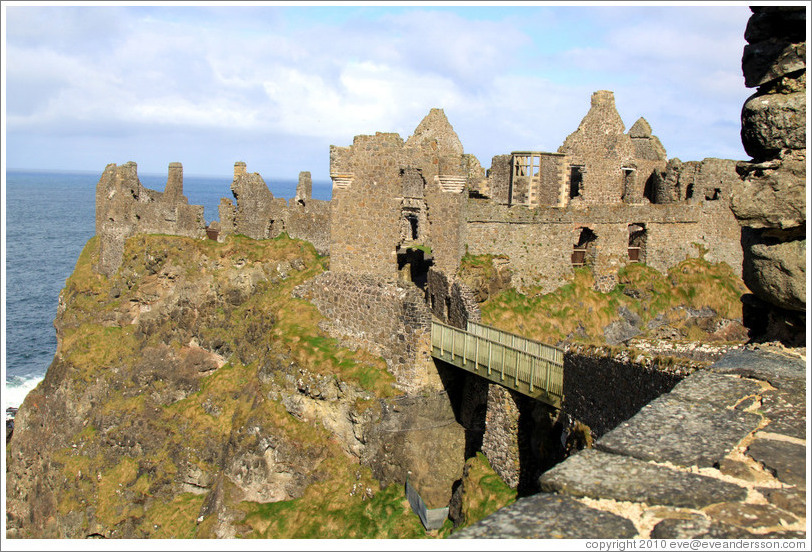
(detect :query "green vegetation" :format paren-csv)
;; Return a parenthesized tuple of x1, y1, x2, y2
(456, 453, 517, 528)
(239, 474, 429, 539)
(43, 233, 410, 538)
(464, 255, 748, 346)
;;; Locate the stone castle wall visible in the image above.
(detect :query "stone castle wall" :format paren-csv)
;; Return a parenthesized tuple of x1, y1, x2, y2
(95, 162, 206, 276)
(328, 109, 472, 279)
(465, 156, 743, 293)
(293, 272, 439, 394)
(95, 161, 331, 276)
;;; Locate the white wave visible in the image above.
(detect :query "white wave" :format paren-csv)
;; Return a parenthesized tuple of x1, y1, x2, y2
(5, 375, 45, 412)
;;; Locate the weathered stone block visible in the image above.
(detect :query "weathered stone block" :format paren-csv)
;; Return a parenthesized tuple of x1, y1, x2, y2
(705, 502, 798, 529)
(741, 229, 805, 312)
(595, 393, 761, 468)
(741, 91, 806, 158)
(732, 155, 806, 230)
(539, 448, 747, 508)
(451, 492, 638, 539)
(651, 515, 754, 539)
(668, 370, 763, 408)
(746, 437, 806, 487)
(742, 40, 806, 88)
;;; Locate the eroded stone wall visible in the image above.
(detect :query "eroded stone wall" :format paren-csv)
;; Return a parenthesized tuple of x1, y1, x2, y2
(465, 193, 742, 293)
(218, 163, 330, 255)
(426, 268, 481, 329)
(328, 109, 475, 279)
(558, 91, 640, 205)
(95, 162, 206, 275)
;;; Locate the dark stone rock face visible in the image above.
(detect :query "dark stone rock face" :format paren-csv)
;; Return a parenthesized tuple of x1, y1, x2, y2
(594, 394, 761, 468)
(651, 515, 754, 539)
(746, 438, 807, 488)
(732, 6, 806, 343)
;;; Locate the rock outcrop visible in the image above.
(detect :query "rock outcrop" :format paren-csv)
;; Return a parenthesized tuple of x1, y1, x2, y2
(731, 6, 806, 344)
(5, 234, 465, 538)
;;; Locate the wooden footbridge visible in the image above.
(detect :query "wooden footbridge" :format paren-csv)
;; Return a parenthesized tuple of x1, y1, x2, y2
(430, 320, 564, 408)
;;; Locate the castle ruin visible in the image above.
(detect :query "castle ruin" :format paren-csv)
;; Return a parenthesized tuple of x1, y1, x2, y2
(94, 91, 745, 358)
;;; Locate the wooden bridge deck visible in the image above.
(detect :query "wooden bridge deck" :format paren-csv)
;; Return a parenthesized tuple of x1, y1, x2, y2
(430, 320, 564, 408)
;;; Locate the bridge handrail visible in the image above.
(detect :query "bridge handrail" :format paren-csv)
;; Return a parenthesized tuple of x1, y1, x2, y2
(466, 320, 563, 366)
(430, 320, 564, 403)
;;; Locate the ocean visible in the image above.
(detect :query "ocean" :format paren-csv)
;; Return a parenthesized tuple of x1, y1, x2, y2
(3, 169, 331, 411)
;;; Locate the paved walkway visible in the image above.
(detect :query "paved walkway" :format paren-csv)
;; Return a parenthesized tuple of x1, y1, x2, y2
(453, 348, 807, 539)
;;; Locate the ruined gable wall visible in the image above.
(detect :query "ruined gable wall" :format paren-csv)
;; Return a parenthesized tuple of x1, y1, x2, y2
(537, 153, 569, 207)
(225, 162, 289, 239)
(628, 118, 668, 202)
(485, 154, 512, 204)
(95, 162, 205, 275)
(285, 199, 330, 255)
(216, 163, 330, 251)
(329, 109, 473, 278)
(559, 91, 636, 205)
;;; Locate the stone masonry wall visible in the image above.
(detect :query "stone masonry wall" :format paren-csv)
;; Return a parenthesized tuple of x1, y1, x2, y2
(561, 345, 687, 439)
(484, 154, 512, 204)
(465, 195, 742, 293)
(293, 272, 440, 394)
(426, 268, 481, 329)
(328, 109, 474, 279)
(95, 162, 206, 276)
(558, 91, 638, 205)
(218, 163, 330, 255)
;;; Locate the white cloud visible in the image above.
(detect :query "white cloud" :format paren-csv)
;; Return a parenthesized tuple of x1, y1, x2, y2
(4, 4, 755, 177)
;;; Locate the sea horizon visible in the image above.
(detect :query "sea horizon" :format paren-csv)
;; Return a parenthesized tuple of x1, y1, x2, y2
(4, 169, 332, 412)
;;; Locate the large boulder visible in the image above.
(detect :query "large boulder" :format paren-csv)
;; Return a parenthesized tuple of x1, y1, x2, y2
(734, 6, 806, 343)
(741, 91, 806, 159)
(731, 153, 806, 229)
(741, 229, 806, 312)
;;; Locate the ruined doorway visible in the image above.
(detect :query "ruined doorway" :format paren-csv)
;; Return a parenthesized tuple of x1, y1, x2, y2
(643, 173, 657, 203)
(572, 227, 597, 267)
(628, 223, 647, 263)
(397, 247, 433, 290)
(405, 214, 419, 240)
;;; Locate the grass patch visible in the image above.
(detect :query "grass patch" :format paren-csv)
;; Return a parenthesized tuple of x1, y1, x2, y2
(456, 453, 516, 529)
(480, 258, 747, 346)
(239, 475, 427, 539)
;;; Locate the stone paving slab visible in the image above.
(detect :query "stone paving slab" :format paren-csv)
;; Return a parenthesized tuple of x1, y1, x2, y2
(539, 448, 747, 509)
(705, 502, 799, 529)
(746, 437, 807, 487)
(451, 492, 637, 539)
(759, 487, 806, 517)
(596, 394, 762, 468)
(711, 349, 806, 387)
(650, 515, 754, 539)
(668, 370, 763, 407)
(759, 383, 806, 439)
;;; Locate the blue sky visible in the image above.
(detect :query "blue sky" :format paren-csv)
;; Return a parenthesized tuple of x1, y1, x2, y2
(3, 2, 758, 182)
